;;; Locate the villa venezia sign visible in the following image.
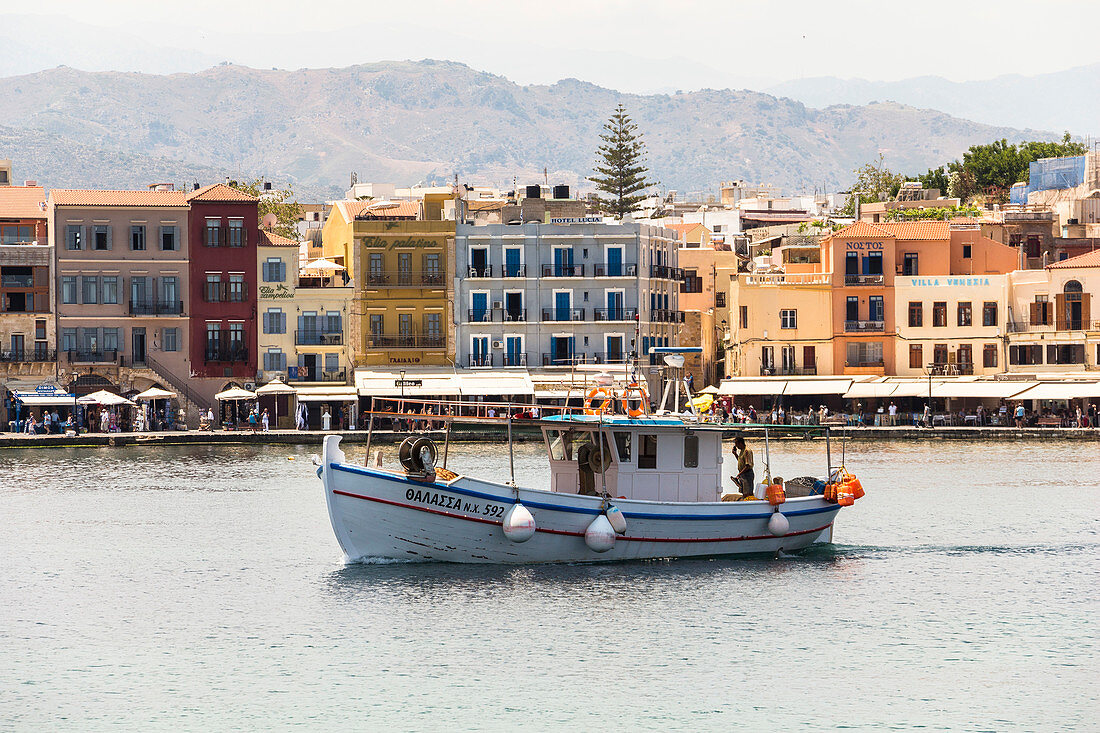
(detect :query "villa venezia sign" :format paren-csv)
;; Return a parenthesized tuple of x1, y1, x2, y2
(259, 284, 294, 299)
(905, 277, 993, 287)
(360, 236, 441, 249)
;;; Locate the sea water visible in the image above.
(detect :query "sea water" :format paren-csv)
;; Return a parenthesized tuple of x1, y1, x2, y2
(0, 439, 1097, 730)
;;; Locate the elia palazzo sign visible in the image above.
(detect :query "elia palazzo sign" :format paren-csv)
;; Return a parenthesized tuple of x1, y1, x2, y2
(360, 236, 442, 249)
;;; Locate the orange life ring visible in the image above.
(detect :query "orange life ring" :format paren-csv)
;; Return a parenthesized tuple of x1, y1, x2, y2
(622, 383, 649, 418)
(584, 386, 613, 415)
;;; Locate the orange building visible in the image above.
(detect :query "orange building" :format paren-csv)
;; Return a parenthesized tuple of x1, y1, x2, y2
(824, 221, 1018, 375)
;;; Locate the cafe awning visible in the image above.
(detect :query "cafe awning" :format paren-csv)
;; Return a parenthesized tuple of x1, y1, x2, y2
(295, 386, 359, 402)
(843, 380, 899, 399)
(458, 372, 534, 396)
(885, 381, 938, 398)
(783, 378, 854, 396)
(931, 380, 1037, 399)
(11, 389, 77, 407)
(717, 379, 788, 396)
(1012, 381, 1100, 400)
(355, 369, 462, 397)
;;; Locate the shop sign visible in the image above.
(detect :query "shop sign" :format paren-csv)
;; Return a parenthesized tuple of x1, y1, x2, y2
(549, 217, 602, 224)
(905, 277, 992, 287)
(259, 284, 294, 299)
(360, 236, 441, 249)
(846, 241, 884, 250)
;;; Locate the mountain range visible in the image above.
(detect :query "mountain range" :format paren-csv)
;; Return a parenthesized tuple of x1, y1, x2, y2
(0, 60, 1060, 200)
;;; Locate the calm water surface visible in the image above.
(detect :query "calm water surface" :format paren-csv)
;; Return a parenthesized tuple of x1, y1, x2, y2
(1, 439, 1097, 731)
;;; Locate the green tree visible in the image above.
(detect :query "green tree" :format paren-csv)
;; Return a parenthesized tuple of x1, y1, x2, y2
(841, 154, 904, 215)
(917, 165, 950, 194)
(231, 179, 303, 240)
(589, 104, 655, 218)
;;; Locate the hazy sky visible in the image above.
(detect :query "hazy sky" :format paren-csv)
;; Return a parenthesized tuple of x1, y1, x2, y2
(4, 0, 1100, 91)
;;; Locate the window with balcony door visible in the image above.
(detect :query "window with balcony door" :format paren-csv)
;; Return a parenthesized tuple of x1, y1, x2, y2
(369, 314, 384, 339)
(1031, 296, 1051, 325)
(958, 343, 972, 368)
(205, 219, 221, 247)
(368, 253, 384, 284)
(229, 275, 244, 302)
(1009, 344, 1043, 365)
(983, 344, 997, 368)
(903, 253, 918, 276)
(933, 343, 948, 365)
(909, 343, 923, 369)
(932, 302, 947, 327)
(206, 323, 220, 354)
(228, 219, 245, 247)
(93, 225, 110, 251)
(398, 252, 412, 285)
(739, 305, 748, 328)
(424, 313, 441, 342)
(781, 346, 796, 373)
(780, 309, 797, 329)
(82, 276, 98, 304)
(423, 253, 441, 284)
(957, 302, 972, 327)
(160, 226, 177, 251)
(130, 225, 146, 251)
(102, 276, 118, 305)
(869, 296, 884, 323)
(205, 274, 222, 302)
(761, 345, 774, 373)
(908, 301, 923, 328)
(846, 297, 859, 322)
(982, 302, 998, 327)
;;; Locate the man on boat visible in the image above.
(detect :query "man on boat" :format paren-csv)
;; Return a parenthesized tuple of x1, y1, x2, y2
(731, 436, 755, 498)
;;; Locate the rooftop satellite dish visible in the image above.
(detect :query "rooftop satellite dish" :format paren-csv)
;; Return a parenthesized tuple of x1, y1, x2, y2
(663, 354, 685, 368)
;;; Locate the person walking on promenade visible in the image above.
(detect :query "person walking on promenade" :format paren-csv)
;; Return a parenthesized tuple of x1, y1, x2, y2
(1014, 403, 1026, 428)
(261, 408, 270, 433)
(922, 403, 933, 429)
(99, 408, 110, 433)
(976, 404, 985, 426)
(248, 407, 258, 434)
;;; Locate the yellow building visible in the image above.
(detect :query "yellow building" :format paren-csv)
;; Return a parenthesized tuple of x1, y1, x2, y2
(321, 201, 455, 368)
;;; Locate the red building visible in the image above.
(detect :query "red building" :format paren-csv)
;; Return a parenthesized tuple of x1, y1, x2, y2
(186, 184, 259, 382)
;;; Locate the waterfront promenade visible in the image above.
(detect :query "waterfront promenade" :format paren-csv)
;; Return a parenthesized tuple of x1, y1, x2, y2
(3, 424, 1098, 448)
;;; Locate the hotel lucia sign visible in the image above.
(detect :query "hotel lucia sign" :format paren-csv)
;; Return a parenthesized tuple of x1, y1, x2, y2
(360, 236, 443, 249)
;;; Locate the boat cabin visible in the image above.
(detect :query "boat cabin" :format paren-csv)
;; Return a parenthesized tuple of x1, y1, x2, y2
(541, 416, 725, 502)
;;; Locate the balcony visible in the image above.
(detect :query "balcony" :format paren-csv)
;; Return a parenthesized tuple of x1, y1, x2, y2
(845, 360, 885, 368)
(541, 307, 585, 322)
(203, 282, 247, 303)
(468, 309, 495, 323)
(128, 300, 183, 316)
(761, 365, 817, 376)
(844, 320, 885, 332)
(366, 271, 445, 287)
(742, 273, 831, 286)
(930, 362, 975, 376)
(67, 349, 119, 364)
(502, 265, 527, 278)
(465, 265, 493, 278)
(203, 228, 246, 248)
(652, 309, 686, 324)
(589, 351, 628, 364)
(205, 346, 249, 363)
(844, 274, 885, 286)
(367, 334, 445, 349)
(593, 263, 638, 277)
(503, 352, 528, 367)
(541, 353, 612, 367)
(541, 264, 585, 277)
(468, 355, 494, 368)
(1007, 319, 1098, 333)
(649, 265, 684, 281)
(501, 308, 528, 322)
(289, 368, 347, 383)
(593, 307, 638, 322)
(295, 330, 344, 346)
(0, 349, 56, 363)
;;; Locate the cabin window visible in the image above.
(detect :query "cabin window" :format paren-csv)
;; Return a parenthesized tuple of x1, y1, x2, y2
(613, 431, 631, 462)
(548, 430, 568, 460)
(638, 434, 658, 469)
(684, 433, 699, 468)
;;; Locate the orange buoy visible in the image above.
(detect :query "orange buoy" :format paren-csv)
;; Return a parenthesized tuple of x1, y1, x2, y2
(765, 483, 786, 506)
(824, 482, 838, 502)
(845, 475, 865, 500)
(836, 483, 855, 506)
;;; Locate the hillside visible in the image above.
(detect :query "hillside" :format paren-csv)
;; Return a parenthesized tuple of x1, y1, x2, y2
(0, 60, 1053, 199)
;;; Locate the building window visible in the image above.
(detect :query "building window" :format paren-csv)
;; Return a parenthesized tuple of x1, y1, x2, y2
(264, 349, 287, 372)
(205, 274, 222, 302)
(780, 309, 797, 329)
(957, 302, 972, 327)
(101, 276, 118, 305)
(130, 225, 146, 251)
(1030, 297, 1051, 326)
(61, 276, 77, 304)
(909, 343, 923, 369)
(681, 270, 703, 294)
(1025, 235, 1041, 258)
(781, 345, 796, 372)
(325, 353, 339, 373)
(263, 257, 285, 283)
(902, 252, 918, 276)
(869, 295, 884, 322)
(163, 327, 179, 352)
(983, 344, 997, 368)
(739, 305, 748, 329)
(958, 343, 972, 367)
(1047, 344, 1085, 365)
(683, 433, 699, 468)
(908, 301, 923, 328)
(1009, 344, 1043, 365)
(228, 274, 245, 302)
(66, 225, 83, 250)
(932, 301, 947, 327)
(61, 328, 76, 352)
(368, 252, 384, 284)
(229, 323, 244, 349)
(715, 291, 726, 308)
(130, 275, 149, 307)
(933, 343, 948, 365)
(228, 219, 245, 247)
(263, 308, 286, 334)
(846, 341, 883, 367)
(160, 226, 177, 251)
(638, 434, 658, 470)
(962, 243, 972, 259)
(397, 252, 412, 284)
(204, 219, 222, 247)
(369, 314, 384, 338)
(424, 313, 441, 341)
(81, 276, 99, 304)
(35, 319, 46, 340)
(982, 301, 998, 327)
(761, 345, 774, 373)
(93, 225, 110, 251)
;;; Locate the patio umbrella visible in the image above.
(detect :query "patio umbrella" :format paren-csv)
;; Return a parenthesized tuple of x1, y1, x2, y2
(214, 387, 257, 401)
(301, 258, 346, 272)
(698, 385, 721, 395)
(77, 390, 136, 406)
(133, 387, 176, 400)
(256, 379, 296, 428)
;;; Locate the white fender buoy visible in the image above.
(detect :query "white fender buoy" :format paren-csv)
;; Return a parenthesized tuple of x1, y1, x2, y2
(605, 505, 627, 535)
(584, 514, 617, 552)
(768, 511, 789, 537)
(502, 503, 536, 543)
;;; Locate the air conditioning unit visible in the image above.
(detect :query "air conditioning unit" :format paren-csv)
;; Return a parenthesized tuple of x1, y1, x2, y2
(492, 301, 502, 309)
(244, 382, 256, 391)
(492, 340, 504, 349)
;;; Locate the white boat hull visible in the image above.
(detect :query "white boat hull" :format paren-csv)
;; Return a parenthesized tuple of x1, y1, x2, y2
(320, 436, 843, 564)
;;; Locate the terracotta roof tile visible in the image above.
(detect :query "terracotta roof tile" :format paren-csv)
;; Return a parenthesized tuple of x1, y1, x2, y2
(354, 200, 419, 219)
(878, 221, 950, 240)
(1048, 249, 1100, 269)
(832, 221, 892, 238)
(186, 183, 258, 202)
(49, 189, 189, 208)
(258, 229, 300, 247)
(0, 186, 47, 219)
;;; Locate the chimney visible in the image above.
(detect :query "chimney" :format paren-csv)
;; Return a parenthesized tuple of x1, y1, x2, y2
(24, 180, 38, 187)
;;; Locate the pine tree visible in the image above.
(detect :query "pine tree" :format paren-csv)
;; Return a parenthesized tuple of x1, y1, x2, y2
(589, 104, 654, 218)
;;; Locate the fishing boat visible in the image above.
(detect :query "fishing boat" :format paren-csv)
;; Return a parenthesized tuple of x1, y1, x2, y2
(317, 359, 865, 564)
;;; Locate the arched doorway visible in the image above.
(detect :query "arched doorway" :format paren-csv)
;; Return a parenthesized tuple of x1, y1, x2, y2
(69, 374, 117, 397)
(1060, 280, 1087, 330)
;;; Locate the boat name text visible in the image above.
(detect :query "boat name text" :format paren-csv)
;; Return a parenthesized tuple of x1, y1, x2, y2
(405, 488, 506, 518)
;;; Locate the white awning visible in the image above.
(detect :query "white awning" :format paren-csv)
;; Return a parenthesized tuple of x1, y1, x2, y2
(458, 372, 534, 396)
(931, 380, 1037, 399)
(215, 387, 257, 401)
(717, 379, 788, 396)
(843, 380, 898, 399)
(1012, 381, 1100, 400)
(295, 386, 359, 402)
(885, 381, 938, 398)
(12, 391, 77, 407)
(255, 380, 296, 396)
(355, 369, 462, 397)
(77, 390, 136, 406)
(783, 378, 854, 396)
